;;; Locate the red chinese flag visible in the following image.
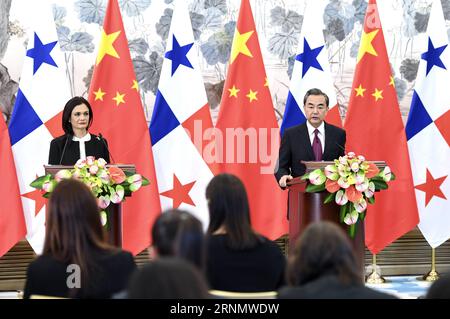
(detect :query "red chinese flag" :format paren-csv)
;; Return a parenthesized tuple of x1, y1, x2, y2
(215, 0, 288, 240)
(88, 0, 161, 254)
(345, 0, 419, 254)
(0, 116, 26, 257)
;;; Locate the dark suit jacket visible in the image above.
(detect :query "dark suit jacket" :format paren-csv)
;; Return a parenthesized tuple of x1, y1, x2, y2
(275, 122, 346, 182)
(23, 250, 136, 299)
(277, 275, 398, 299)
(48, 133, 110, 165)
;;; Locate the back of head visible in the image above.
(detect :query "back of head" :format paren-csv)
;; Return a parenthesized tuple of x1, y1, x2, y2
(205, 174, 257, 250)
(287, 221, 361, 286)
(43, 179, 108, 262)
(426, 275, 450, 299)
(152, 209, 205, 270)
(128, 258, 209, 299)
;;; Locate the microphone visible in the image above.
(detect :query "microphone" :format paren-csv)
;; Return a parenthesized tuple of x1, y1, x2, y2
(59, 134, 72, 165)
(98, 133, 115, 163)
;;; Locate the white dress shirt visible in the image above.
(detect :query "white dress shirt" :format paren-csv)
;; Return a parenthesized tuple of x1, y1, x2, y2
(306, 121, 325, 153)
(72, 133, 91, 160)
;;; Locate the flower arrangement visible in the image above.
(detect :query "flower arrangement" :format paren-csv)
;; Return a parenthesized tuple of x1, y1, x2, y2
(301, 152, 395, 237)
(30, 156, 149, 225)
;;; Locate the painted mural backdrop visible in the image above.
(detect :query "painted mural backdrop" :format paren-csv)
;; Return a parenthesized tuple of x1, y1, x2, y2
(1, 0, 449, 126)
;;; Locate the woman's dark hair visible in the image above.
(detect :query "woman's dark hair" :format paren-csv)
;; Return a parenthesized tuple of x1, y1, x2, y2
(287, 221, 361, 286)
(62, 96, 93, 135)
(127, 258, 209, 299)
(205, 173, 258, 250)
(43, 179, 113, 294)
(152, 209, 205, 271)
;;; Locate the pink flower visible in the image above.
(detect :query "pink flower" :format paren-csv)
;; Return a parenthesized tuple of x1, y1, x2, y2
(89, 165, 99, 175)
(42, 180, 56, 193)
(344, 211, 358, 225)
(364, 182, 375, 198)
(325, 179, 340, 193)
(55, 169, 72, 182)
(110, 185, 125, 204)
(75, 159, 86, 168)
(382, 166, 392, 182)
(97, 158, 107, 168)
(98, 170, 110, 184)
(86, 156, 95, 166)
(128, 174, 143, 192)
(335, 190, 348, 206)
(345, 185, 363, 203)
(98, 195, 110, 209)
(354, 198, 367, 213)
(108, 166, 126, 184)
(308, 169, 326, 185)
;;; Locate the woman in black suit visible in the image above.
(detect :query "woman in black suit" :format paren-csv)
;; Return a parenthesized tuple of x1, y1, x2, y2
(23, 179, 136, 298)
(48, 96, 110, 165)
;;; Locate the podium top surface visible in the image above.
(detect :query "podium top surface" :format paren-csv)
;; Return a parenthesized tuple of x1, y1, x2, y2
(44, 164, 136, 175)
(301, 160, 386, 174)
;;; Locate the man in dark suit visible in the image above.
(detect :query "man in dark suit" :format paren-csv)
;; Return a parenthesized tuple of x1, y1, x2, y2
(275, 88, 346, 188)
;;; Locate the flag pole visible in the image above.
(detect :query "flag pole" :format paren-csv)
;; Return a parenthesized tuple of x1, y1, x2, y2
(421, 248, 439, 282)
(365, 254, 386, 284)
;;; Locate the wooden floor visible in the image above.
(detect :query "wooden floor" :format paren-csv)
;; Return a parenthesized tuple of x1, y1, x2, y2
(1, 227, 449, 291)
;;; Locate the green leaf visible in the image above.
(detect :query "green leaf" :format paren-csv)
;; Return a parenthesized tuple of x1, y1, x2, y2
(301, 173, 310, 180)
(30, 174, 52, 188)
(141, 176, 150, 186)
(390, 172, 396, 181)
(348, 223, 356, 238)
(340, 204, 348, 222)
(372, 179, 388, 190)
(306, 183, 326, 193)
(368, 196, 375, 204)
(323, 192, 335, 204)
(43, 192, 51, 199)
(360, 212, 366, 221)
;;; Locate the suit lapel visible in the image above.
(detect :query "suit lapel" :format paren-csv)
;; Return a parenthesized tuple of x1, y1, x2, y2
(323, 122, 333, 160)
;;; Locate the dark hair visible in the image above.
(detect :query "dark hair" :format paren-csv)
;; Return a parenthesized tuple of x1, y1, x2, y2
(152, 209, 205, 271)
(62, 96, 93, 135)
(206, 174, 258, 250)
(287, 221, 361, 286)
(43, 179, 113, 293)
(303, 88, 329, 107)
(426, 275, 450, 299)
(127, 258, 209, 299)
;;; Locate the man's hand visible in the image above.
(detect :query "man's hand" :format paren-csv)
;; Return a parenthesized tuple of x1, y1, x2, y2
(279, 175, 293, 188)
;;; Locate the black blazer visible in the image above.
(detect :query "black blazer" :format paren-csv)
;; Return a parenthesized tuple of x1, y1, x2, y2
(275, 122, 346, 182)
(23, 250, 136, 299)
(48, 133, 111, 165)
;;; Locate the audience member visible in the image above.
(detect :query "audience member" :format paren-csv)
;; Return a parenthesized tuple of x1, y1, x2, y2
(205, 174, 286, 292)
(278, 221, 396, 299)
(127, 258, 209, 299)
(426, 275, 450, 299)
(23, 179, 136, 298)
(151, 209, 205, 271)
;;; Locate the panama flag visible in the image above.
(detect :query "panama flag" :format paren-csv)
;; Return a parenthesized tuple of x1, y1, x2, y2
(8, 1, 71, 253)
(149, 0, 215, 227)
(406, 0, 450, 248)
(280, 0, 341, 136)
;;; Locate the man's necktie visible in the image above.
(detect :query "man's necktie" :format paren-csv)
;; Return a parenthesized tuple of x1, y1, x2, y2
(313, 129, 322, 161)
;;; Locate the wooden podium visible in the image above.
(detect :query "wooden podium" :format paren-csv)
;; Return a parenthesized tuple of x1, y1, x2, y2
(287, 161, 386, 272)
(44, 164, 135, 248)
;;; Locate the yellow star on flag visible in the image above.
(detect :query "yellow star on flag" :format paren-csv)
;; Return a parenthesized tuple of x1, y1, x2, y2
(113, 91, 125, 106)
(230, 29, 254, 64)
(96, 30, 121, 65)
(246, 89, 258, 103)
(389, 76, 395, 87)
(94, 88, 106, 101)
(132, 80, 139, 91)
(356, 29, 379, 63)
(264, 77, 269, 87)
(372, 88, 383, 101)
(228, 85, 240, 98)
(354, 84, 366, 97)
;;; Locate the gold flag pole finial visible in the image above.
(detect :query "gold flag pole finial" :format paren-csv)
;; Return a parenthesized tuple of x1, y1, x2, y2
(366, 254, 386, 284)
